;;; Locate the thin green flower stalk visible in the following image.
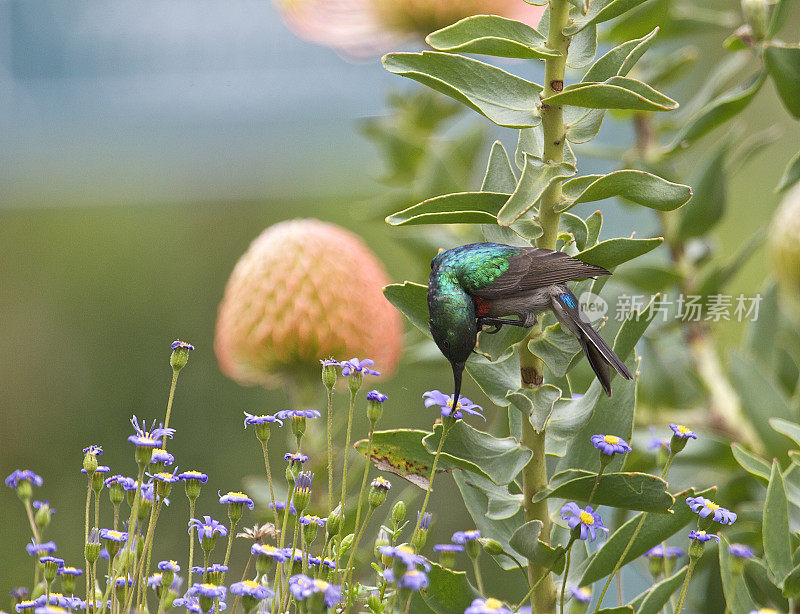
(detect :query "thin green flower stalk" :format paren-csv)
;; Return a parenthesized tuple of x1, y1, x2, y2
(125, 495, 166, 613)
(411, 419, 453, 547)
(321, 359, 338, 516)
(162, 339, 193, 441)
(187, 498, 197, 587)
(593, 425, 694, 611)
(336, 383, 359, 568)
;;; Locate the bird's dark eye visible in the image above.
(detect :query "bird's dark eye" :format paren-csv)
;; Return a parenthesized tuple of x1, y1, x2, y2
(442, 338, 450, 350)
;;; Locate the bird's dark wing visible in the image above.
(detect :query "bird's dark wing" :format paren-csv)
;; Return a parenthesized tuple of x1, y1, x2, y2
(471, 248, 609, 298)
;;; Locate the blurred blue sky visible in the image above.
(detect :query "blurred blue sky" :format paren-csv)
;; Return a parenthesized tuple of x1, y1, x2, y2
(0, 0, 404, 207)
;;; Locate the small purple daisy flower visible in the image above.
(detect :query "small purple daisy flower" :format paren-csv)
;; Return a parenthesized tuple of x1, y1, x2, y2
(82, 445, 103, 456)
(383, 568, 429, 590)
(218, 491, 254, 509)
(423, 390, 484, 421)
(251, 544, 289, 562)
(171, 340, 195, 351)
(158, 560, 180, 572)
(269, 501, 297, 515)
(26, 541, 57, 556)
(177, 470, 208, 484)
(243, 412, 283, 428)
(465, 598, 512, 614)
(5, 470, 43, 489)
(274, 409, 321, 420)
(729, 544, 755, 559)
(340, 358, 380, 377)
(150, 449, 174, 465)
(670, 424, 697, 439)
(452, 530, 481, 544)
(645, 545, 684, 559)
(366, 390, 388, 403)
(128, 416, 175, 448)
(689, 529, 719, 543)
(288, 574, 341, 607)
(284, 452, 309, 464)
(590, 434, 632, 456)
(378, 545, 431, 571)
(187, 516, 228, 540)
(560, 502, 608, 542)
(570, 587, 592, 603)
(229, 581, 274, 600)
(433, 544, 464, 553)
(685, 496, 737, 525)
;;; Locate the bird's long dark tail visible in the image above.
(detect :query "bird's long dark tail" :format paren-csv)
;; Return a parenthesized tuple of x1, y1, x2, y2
(551, 290, 633, 396)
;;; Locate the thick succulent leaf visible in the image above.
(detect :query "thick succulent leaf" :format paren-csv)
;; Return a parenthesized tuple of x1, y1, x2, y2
(668, 72, 765, 152)
(481, 141, 517, 193)
(765, 460, 793, 582)
(454, 471, 524, 570)
(426, 15, 557, 60)
(731, 443, 770, 482)
(421, 562, 482, 614)
(776, 150, 800, 193)
(560, 213, 590, 251)
(423, 422, 533, 485)
(575, 237, 664, 269)
(560, 170, 691, 212)
(353, 429, 442, 490)
(676, 141, 728, 240)
(386, 192, 510, 226)
(564, 0, 650, 34)
(528, 323, 582, 378)
(497, 154, 576, 225)
(533, 469, 673, 512)
(743, 557, 789, 611)
(565, 108, 607, 143)
(478, 477, 523, 520)
(584, 28, 659, 82)
(467, 347, 520, 406)
(382, 52, 543, 128)
(771, 418, 800, 450)
(542, 76, 677, 111)
(730, 350, 794, 458)
(614, 263, 682, 293)
(580, 487, 717, 585)
(506, 384, 562, 433)
(631, 565, 688, 614)
(568, 21, 598, 68)
(509, 520, 566, 573)
(764, 44, 800, 118)
(383, 281, 431, 338)
(586, 211, 602, 246)
(719, 535, 759, 614)
(768, 0, 794, 37)
(782, 562, 800, 599)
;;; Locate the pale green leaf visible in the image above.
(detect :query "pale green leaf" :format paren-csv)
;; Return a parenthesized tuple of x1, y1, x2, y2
(509, 520, 566, 573)
(382, 281, 430, 338)
(719, 535, 759, 614)
(532, 469, 674, 512)
(676, 141, 728, 240)
(560, 212, 590, 250)
(481, 141, 517, 193)
(426, 15, 558, 60)
(633, 565, 688, 614)
(421, 562, 481, 614)
(560, 170, 691, 212)
(543, 76, 677, 111)
(668, 72, 766, 152)
(776, 150, 800, 193)
(528, 323, 582, 378)
(584, 28, 659, 82)
(497, 154, 576, 226)
(467, 347, 520, 407)
(564, 0, 650, 34)
(386, 192, 510, 226)
(506, 384, 562, 433)
(765, 460, 793, 581)
(764, 43, 800, 119)
(575, 237, 664, 269)
(382, 51, 543, 128)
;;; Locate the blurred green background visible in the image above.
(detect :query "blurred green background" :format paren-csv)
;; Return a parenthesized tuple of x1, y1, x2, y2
(1, 0, 799, 604)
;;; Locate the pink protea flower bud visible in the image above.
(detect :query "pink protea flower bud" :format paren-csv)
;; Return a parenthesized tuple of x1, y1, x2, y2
(214, 219, 402, 387)
(274, 0, 544, 59)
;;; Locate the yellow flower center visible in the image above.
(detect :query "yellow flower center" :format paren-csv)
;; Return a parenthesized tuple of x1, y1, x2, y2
(398, 545, 415, 555)
(576, 587, 592, 599)
(695, 530, 707, 537)
(485, 598, 504, 610)
(227, 491, 247, 498)
(242, 580, 259, 588)
(313, 579, 329, 589)
(579, 511, 595, 525)
(705, 501, 720, 510)
(676, 425, 691, 434)
(603, 435, 620, 445)
(106, 530, 125, 540)
(446, 399, 462, 410)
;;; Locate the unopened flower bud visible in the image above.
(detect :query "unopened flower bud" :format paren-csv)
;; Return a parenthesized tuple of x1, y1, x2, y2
(368, 477, 391, 509)
(170, 340, 194, 372)
(391, 500, 406, 524)
(327, 505, 343, 537)
(85, 530, 101, 565)
(374, 528, 391, 558)
(366, 390, 388, 425)
(34, 501, 53, 531)
(83, 453, 99, 475)
(321, 359, 339, 391)
(480, 538, 504, 556)
(367, 592, 383, 612)
(741, 0, 769, 41)
(340, 533, 355, 555)
(293, 472, 314, 513)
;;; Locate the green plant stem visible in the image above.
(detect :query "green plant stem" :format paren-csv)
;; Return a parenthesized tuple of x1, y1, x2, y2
(411, 422, 451, 544)
(272, 490, 293, 614)
(348, 425, 375, 569)
(122, 464, 146, 608)
(326, 387, 334, 516)
(84, 479, 92, 607)
(97, 556, 117, 614)
(513, 536, 575, 613)
(472, 554, 485, 595)
(674, 558, 697, 614)
(230, 552, 254, 614)
(586, 464, 606, 508)
(344, 507, 375, 609)
(161, 370, 180, 446)
(560, 546, 573, 614)
(222, 519, 239, 575)
(261, 442, 280, 529)
(592, 453, 678, 611)
(124, 498, 163, 613)
(336, 387, 358, 570)
(187, 498, 197, 588)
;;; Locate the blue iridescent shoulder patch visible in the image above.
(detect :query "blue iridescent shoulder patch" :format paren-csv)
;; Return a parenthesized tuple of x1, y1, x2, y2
(559, 293, 576, 308)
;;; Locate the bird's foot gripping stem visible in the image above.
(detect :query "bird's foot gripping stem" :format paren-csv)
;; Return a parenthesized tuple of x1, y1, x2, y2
(477, 317, 528, 334)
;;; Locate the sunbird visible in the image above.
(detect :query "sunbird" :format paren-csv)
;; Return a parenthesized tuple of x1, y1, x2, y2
(427, 243, 633, 407)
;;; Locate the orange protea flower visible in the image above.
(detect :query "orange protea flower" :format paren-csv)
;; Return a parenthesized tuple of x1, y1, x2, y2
(214, 218, 402, 388)
(275, 0, 545, 59)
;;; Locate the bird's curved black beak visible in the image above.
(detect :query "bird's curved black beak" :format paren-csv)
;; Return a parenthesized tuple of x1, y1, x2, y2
(451, 360, 466, 412)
